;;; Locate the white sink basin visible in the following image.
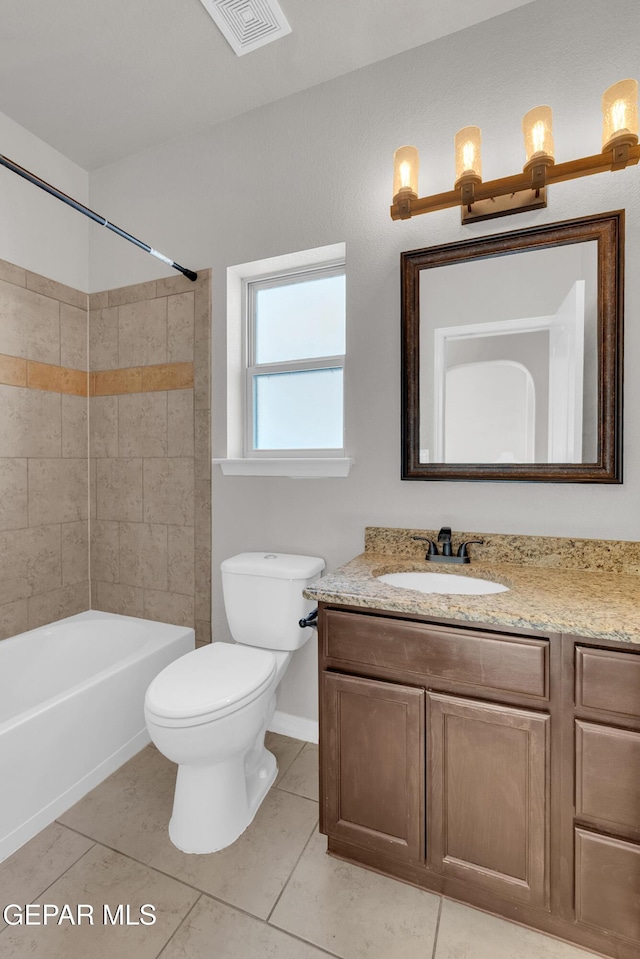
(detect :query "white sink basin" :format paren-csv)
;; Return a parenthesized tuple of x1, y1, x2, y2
(376, 571, 509, 596)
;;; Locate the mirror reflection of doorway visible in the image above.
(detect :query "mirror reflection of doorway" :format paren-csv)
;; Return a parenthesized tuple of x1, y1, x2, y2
(444, 361, 535, 463)
(434, 280, 585, 464)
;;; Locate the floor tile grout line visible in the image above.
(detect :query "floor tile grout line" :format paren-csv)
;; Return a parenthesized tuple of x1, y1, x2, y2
(52, 822, 317, 929)
(51, 821, 343, 957)
(0, 833, 98, 923)
(265, 814, 320, 924)
(199, 892, 344, 959)
(154, 892, 202, 959)
(431, 896, 443, 959)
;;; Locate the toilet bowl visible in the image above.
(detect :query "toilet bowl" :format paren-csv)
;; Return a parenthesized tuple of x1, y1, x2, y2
(144, 552, 324, 854)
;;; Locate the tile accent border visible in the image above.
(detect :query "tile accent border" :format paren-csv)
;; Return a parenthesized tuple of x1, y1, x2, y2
(0, 353, 193, 397)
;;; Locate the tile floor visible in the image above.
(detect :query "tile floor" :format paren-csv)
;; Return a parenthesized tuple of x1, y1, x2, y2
(0, 733, 599, 959)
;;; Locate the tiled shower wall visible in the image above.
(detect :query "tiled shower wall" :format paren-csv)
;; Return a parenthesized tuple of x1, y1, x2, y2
(89, 272, 212, 644)
(0, 258, 89, 641)
(0, 258, 211, 644)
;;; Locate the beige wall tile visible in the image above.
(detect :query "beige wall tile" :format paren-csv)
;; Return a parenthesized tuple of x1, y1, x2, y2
(89, 396, 118, 457)
(143, 588, 194, 627)
(28, 459, 88, 526)
(62, 521, 89, 586)
(143, 458, 194, 525)
(0, 280, 60, 364)
(62, 395, 88, 458)
(0, 598, 29, 641)
(194, 547, 210, 620)
(0, 458, 28, 530)
(194, 479, 211, 551)
(90, 520, 120, 583)
(108, 279, 157, 307)
(93, 366, 143, 395)
(96, 458, 143, 522)
(119, 298, 167, 367)
(156, 273, 199, 297)
(194, 409, 210, 481)
(0, 259, 27, 288)
(119, 522, 168, 590)
(142, 361, 193, 392)
(89, 307, 119, 371)
(194, 272, 211, 411)
(94, 580, 144, 618)
(119, 392, 167, 457)
(89, 457, 96, 520)
(195, 620, 211, 644)
(88, 291, 108, 311)
(0, 526, 63, 603)
(167, 292, 194, 363)
(26, 272, 87, 311)
(168, 525, 194, 595)
(60, 303, 88, 371)
(0, 352, 27, 387)
(168, 389, 194, 457)
(0, 386, 61, 457)
(28, 581, 89, 629)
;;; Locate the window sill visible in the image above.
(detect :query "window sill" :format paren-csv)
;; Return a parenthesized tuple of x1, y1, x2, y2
(213, 457, 354, 478)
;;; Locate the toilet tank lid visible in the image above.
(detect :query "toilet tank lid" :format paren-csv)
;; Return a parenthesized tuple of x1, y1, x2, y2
(221, 552, 325, 580)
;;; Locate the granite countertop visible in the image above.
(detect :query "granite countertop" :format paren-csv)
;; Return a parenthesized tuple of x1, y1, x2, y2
(304, 529, 640, 645)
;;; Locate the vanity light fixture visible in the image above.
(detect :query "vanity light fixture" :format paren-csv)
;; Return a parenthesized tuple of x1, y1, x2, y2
(391, 79, 639, 224)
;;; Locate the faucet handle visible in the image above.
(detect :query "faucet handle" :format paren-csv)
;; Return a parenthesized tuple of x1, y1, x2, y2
(412, 536, 439, 556)
(456, 539, 485, 559)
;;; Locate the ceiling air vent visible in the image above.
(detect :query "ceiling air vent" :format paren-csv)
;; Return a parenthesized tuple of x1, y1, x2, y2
(199, 0, 291, 56)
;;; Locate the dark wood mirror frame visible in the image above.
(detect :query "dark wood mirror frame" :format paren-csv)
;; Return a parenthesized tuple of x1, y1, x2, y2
(401, 211, 624, 483)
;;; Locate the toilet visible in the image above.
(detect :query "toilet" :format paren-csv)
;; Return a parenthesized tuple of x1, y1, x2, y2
(144, 551, 324, 854)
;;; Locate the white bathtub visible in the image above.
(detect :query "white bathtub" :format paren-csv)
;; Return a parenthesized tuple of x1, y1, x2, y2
(0, 610, 194, 862)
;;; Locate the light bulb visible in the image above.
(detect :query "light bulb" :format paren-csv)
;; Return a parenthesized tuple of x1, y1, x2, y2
(392, 146, 419, 202)
(522, 106, 554, 171)
(602, 79, 638, 151)
(454, 127, 482, 186)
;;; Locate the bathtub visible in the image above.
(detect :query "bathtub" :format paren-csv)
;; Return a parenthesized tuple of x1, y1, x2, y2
(0, 610, 194, 862)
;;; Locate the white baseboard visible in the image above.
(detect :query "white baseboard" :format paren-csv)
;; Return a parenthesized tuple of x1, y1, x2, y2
(268, 710, 318, 744)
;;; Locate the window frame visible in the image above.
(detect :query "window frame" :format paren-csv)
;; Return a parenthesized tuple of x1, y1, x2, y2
(242, 259, 346, 459)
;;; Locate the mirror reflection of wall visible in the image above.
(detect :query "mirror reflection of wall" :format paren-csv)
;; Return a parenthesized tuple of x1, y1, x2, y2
(419, 241, 598, 465)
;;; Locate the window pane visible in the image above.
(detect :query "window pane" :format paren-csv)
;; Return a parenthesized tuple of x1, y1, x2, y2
(254, 368, 343, 450)
(254, 274, 346, 364)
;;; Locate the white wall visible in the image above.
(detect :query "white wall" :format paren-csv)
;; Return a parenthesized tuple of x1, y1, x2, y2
(88, 0, 640, 722)
(0, 110, 89, 290)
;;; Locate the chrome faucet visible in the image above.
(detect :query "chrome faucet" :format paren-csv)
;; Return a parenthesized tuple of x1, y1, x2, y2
(412, 527, 484, 565)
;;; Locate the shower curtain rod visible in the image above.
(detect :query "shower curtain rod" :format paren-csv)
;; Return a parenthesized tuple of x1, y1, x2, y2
(0, 152, 198, 282)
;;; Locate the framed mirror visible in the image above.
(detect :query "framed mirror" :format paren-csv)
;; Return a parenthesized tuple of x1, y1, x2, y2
(401, 211, 623, 482)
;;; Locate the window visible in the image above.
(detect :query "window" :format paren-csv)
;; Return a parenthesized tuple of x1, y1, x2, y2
(219, 243, 352, 477)
(246, 264, 345, 455)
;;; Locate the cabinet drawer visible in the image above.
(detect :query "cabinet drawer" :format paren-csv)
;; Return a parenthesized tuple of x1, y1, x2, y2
(324, 609, 548, 699)
(576, 721, 640, 836)
(576, 646, 640, 719)
(575, 828, 640, 943)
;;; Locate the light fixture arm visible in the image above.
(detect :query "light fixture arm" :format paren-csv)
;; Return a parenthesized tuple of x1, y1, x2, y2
(390, 143, 640, 222)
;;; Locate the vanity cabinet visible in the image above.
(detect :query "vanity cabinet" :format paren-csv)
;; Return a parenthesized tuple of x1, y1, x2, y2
(427, 693, 549, 908)
(319, 604, 640, 959)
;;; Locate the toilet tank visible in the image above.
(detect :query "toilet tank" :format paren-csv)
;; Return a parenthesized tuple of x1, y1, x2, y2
(221, 552, 325, 650)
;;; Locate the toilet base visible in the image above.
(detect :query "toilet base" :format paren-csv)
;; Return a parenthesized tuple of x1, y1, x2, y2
(168, 747, 277, 854)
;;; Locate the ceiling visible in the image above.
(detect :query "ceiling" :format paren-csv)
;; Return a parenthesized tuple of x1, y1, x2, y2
(0, 0, 536, 171)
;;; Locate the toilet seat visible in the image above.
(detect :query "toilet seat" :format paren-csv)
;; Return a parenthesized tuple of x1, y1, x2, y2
(145, 642, 277, 728)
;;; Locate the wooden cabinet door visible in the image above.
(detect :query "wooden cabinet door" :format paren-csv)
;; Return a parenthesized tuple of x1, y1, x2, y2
(428, 692, 550, 907)
(322, 672, 425, 862)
